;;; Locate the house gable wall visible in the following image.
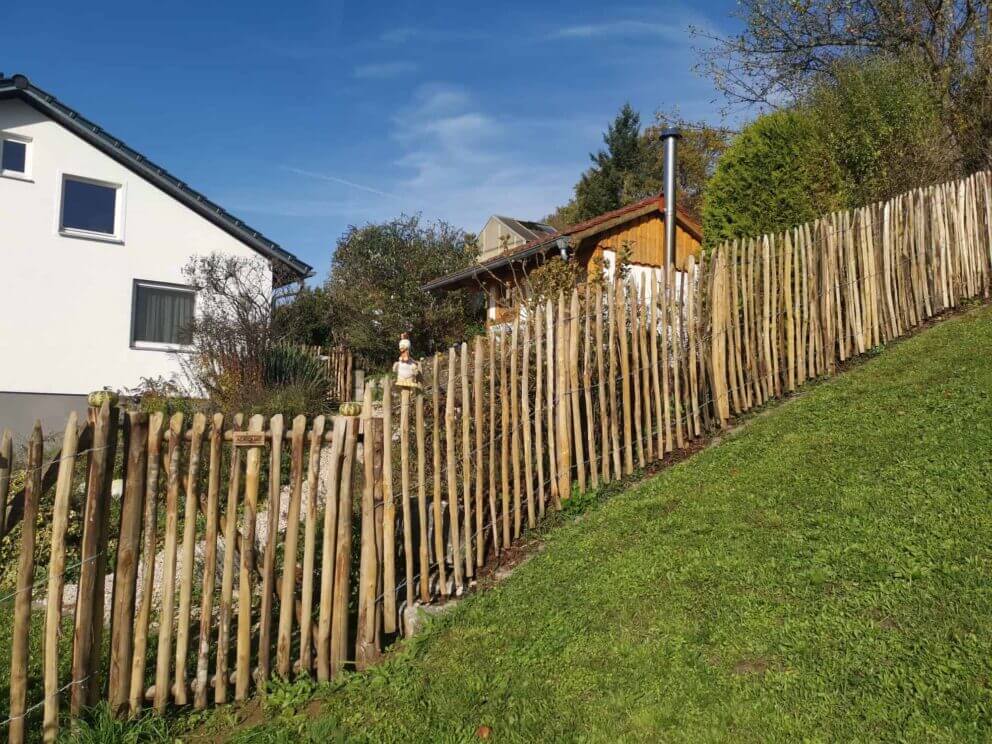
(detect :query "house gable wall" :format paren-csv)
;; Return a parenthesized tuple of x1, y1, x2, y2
(478, 216, 529, 262)
(0, 97, 270, 396)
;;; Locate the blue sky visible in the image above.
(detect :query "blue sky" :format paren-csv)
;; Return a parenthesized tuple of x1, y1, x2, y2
(5, 0, 741, 280)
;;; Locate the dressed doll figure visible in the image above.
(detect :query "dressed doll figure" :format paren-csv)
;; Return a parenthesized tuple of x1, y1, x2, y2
(393, 334, 422, 389)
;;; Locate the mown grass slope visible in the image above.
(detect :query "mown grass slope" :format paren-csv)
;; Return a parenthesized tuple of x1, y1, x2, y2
(226, 305, 992, 743)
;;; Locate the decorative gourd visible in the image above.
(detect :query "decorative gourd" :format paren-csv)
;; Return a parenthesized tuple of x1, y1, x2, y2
(87, 389, 120, 407)
(339, 401, 362, 417)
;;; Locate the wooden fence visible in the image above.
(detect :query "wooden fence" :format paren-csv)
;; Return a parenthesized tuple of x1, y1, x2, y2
(3, 170, 992, 741)
(301, 345, 354, 404)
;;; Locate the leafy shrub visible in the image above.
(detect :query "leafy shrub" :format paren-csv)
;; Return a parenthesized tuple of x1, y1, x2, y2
(810, 55, 956, 208)
(702, 108, 841, 247)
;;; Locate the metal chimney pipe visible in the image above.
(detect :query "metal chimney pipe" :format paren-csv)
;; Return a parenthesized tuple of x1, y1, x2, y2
(660, 127, 681, 274)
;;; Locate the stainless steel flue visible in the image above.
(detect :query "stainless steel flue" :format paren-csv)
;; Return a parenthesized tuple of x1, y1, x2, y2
(660, 127, 681, 275)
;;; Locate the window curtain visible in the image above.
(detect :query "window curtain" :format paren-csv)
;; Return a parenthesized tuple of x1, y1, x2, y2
(135, 285, 194, 344)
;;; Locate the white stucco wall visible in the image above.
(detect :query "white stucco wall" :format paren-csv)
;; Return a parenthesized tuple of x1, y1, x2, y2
(600, 249, 686, 298)
(0, 98, 271, 395)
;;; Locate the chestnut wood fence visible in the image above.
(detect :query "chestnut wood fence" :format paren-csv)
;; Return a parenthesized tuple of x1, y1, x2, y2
(301, 345, 355, 404)
(3, 170, 992, 741)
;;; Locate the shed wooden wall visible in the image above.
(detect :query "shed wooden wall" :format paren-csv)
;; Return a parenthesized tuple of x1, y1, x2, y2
(583, 213, 701, 270)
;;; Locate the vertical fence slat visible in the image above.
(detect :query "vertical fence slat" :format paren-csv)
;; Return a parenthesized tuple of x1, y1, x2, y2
(71, 401, 118, 713)
(154, 413, 184, 712)
(445, 350, 464, 592)
(0, 430, 11, 538)
(522, 315, 536, 529)
(277, 415, 307, 677)
(317, 416, 345, 681)
(432, 354, 448, 597)
(9, 423, 42, 744)
(583, 287, 599, 488)
(194, 413, 224, 708)
(618, 282, 633, 475)
(42, 414, 79, 742)
(400, 387, 416, 614)
(546, 299, 559, 511)
(108, 411, 150, 713)
(330, 415, 358, 676)
(534, 305, 547, 516)
(174, 413, 206, 705)
(473, 336, 486, 566)
(416, 389, 431, 602)
(235, 414, 264, 701)
(569, 289, 586, 491)
(357, 384, 380, 668)
(640, 277, 656, 460)
(510, 320, 522, 538)
(382, 380, 397, 632)
(130, 412, 164, 714)
(607, 282, 621, 478)
(557, 292, 573, 500)
(460, 342, 474, 578)
(258, 414, 284, 683)
(489, 331, 501, 549)
(595, 284, 610, 481)
(215, 413, 244, 704)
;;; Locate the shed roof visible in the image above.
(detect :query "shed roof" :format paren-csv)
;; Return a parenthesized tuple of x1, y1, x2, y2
(0, 73, 313, 285)
(423, 194, 702, 292)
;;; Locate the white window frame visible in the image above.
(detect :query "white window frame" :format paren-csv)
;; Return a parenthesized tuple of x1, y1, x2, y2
(58, 173, 126, 243)
(130, 279, 197, 352)
(0, 132, 32, 181)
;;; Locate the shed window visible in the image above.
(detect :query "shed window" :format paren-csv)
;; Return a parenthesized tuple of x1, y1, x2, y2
(60, 176, 121, 238)
(132, 281, 195, 348)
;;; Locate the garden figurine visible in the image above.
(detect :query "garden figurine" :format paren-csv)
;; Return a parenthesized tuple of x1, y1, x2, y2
(393, 333, 422, 390)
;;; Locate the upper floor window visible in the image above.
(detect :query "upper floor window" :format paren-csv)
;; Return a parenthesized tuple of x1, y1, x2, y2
(60, 175, 124, 241)
(0, 135, 30, 179)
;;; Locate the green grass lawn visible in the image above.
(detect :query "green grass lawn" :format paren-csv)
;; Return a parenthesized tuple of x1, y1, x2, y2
(192, 306, 992, 741)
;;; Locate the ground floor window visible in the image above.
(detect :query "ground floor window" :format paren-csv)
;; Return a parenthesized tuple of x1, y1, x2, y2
(131, 280, 195, 349)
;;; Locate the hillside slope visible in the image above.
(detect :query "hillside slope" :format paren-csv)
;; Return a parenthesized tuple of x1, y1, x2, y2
(232, 304, 992, 743)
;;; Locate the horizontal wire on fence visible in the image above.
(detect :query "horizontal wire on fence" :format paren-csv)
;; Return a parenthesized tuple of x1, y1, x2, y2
(0, 675, 92, 728)
(0, 551, 105, 606)
(2, 443, 113, 479)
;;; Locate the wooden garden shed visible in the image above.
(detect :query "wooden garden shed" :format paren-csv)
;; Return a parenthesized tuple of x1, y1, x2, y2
(422, 193, 703, 324)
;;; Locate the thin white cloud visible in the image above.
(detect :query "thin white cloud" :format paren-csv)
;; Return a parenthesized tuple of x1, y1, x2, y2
(552, 20, 685, 42)
(353, 61, 418, 80)
(380, 26, 418, 43)
(387, 82, 576, 230)
(284, 167, 403, 200)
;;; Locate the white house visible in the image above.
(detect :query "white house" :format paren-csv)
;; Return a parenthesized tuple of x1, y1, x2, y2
(0, 73, 312, 434)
